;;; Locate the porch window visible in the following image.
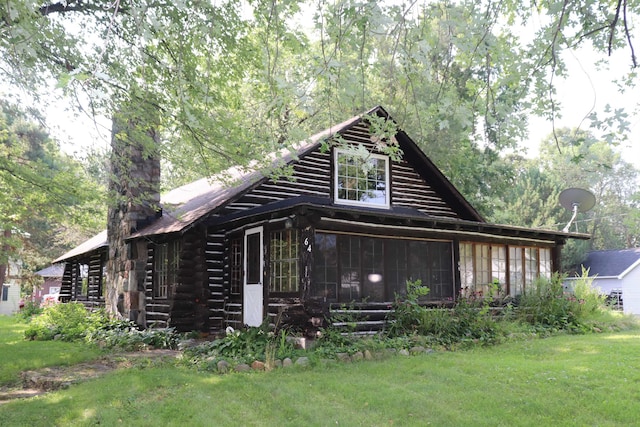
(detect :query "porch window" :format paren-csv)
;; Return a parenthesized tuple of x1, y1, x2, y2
(460, 244, 498, 297)
(154, 240, 181, 299)
(312, 233, 453, 303)
(269, 229, 299, 293)
(1, 285, 7, 301)
(509, 247, 524, 296)
(460, 243, 552, 297)
(334, 148, 390, 208)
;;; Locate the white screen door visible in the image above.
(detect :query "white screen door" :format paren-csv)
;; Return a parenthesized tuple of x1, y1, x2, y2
(243, 226, 264, 327)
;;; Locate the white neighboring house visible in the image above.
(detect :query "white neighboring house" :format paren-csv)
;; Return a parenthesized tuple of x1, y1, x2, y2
(566, 248, 640, 315)
(0, 259, 22, 315)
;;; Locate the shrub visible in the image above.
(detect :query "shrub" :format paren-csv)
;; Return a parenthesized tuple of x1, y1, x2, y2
(17, 300, 43, 321)
(86, 324, 180, 351)
(571, 267, 606, 316)
(24, 302, 95, 341)
(516, 273, 581, 331)
(184, 324, 298, 367)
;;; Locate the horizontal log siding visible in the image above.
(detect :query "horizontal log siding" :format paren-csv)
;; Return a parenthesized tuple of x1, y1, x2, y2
(59, 262, 74, 302)
(392, 161, 458, 218)
(222, 150, 331, 213)
(207, 230, 226, 333)
(85, 253, 105, 309)
(145, 246, 170, 328)
(223, 122, 459, 218)
(222, 232, 243, 331)
(341, 123, 459, 218)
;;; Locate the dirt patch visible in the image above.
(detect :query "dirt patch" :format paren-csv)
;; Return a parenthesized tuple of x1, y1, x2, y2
(0, 350, 181, 404)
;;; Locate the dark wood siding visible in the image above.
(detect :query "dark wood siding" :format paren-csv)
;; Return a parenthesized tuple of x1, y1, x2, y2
(59, 262, 74, 303)
(207, 230, 226, 331)
(220, 122, 460, 218)
(86, 253, 105, 308)
(145, 245, 170, 328)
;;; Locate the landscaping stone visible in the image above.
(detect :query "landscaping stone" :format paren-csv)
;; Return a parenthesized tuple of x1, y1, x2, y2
(273, 359, 283, 368)
(336, 353, 351, 362)
(399, 349, 410, 356)
(410, 346, 426, 354)
(217, 360, 230, 373)
(352, 351, 364, 362)
(251, 361, 265, 371)
(282, 358, 293, 368)
(294, 357, 310, 367)
(235, 363, 251, 372)
(364, 350, 373, 360)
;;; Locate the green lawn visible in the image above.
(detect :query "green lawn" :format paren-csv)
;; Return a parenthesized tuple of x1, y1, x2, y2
(0, 315, 104, 385)
(1, 326, 639, 426)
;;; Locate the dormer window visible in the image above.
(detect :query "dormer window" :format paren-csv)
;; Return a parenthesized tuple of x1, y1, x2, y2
(334, 148, 390, 208)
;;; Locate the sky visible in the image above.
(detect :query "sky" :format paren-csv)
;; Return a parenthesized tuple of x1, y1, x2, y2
(525, 46, 640, 169)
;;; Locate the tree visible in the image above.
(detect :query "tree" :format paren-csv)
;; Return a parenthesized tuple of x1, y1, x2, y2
(1, 0, 638, 313)
(494, 127, 640, 267)
(0, 101, 105, 293)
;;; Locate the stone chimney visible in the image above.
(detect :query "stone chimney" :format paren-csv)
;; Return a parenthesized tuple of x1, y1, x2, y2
(105, 99, 161, 326)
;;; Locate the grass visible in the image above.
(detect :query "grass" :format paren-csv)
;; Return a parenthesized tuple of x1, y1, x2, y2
(0, 316, 104, 386)
(2, 326, 640, 426)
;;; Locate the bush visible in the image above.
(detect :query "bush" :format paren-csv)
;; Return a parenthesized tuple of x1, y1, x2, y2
(23, 303, 181, 350)
(17, 300, 43, 321)
(184, 324, 298, 367)
(386, 279, 502, 346)
(516, 273, 584, 331)
(24, 302, 97, 341)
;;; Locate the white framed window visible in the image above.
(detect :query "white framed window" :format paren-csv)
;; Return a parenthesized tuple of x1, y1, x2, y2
(334, 148, 390, 208)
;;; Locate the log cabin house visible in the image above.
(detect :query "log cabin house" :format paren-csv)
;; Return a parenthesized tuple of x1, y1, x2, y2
(54, 106, 588, 334)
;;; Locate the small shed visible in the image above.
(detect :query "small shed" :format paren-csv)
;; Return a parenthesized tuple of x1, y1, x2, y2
(33, 264, 65, 303)
(568, 248, 640, 314)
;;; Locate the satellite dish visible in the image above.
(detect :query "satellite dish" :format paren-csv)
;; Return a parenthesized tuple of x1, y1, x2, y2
(559, 188, 596, 232)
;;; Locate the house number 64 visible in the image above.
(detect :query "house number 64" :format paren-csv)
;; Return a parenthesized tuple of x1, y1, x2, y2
(304, 237, 312, 252)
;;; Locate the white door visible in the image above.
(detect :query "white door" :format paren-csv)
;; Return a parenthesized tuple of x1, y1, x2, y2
(243, 226, 264, 327)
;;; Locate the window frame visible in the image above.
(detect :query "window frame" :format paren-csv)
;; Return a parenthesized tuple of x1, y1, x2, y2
(269, 229, 300, 294)
(333, 148, 391, 209)
(154, 240, 181, 299)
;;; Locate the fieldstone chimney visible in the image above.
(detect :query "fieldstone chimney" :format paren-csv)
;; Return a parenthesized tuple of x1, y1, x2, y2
(105, 98, 161, 326)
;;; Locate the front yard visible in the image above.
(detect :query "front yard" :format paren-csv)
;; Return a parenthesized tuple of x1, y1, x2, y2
(1, 312, 640, 426)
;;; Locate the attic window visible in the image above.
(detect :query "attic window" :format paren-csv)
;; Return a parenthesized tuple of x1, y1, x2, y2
(334, 148, 390, 208)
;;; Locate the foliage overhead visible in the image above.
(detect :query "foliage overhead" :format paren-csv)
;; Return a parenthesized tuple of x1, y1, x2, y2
(0, 0, 638, 267)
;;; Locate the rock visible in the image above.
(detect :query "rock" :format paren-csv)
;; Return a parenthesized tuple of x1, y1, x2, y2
(410, 346, 426, 354)
(352, 351, 364, 362)
(425, 348, 435, 354)
(273, 359, 283, 368)
(282, 358, 293, 368)
(399, 349, 410, 356)
(235, 363, 251, 372)
(294, 357, 310, 367)
(217, 360, 230, 374)
(364, 350, 373, 360)
(336, 353, 351, 362)
(251, 361, 265, 371)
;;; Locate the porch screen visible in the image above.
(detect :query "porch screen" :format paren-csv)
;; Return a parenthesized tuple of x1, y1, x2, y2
(312, 233, 453, 303)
